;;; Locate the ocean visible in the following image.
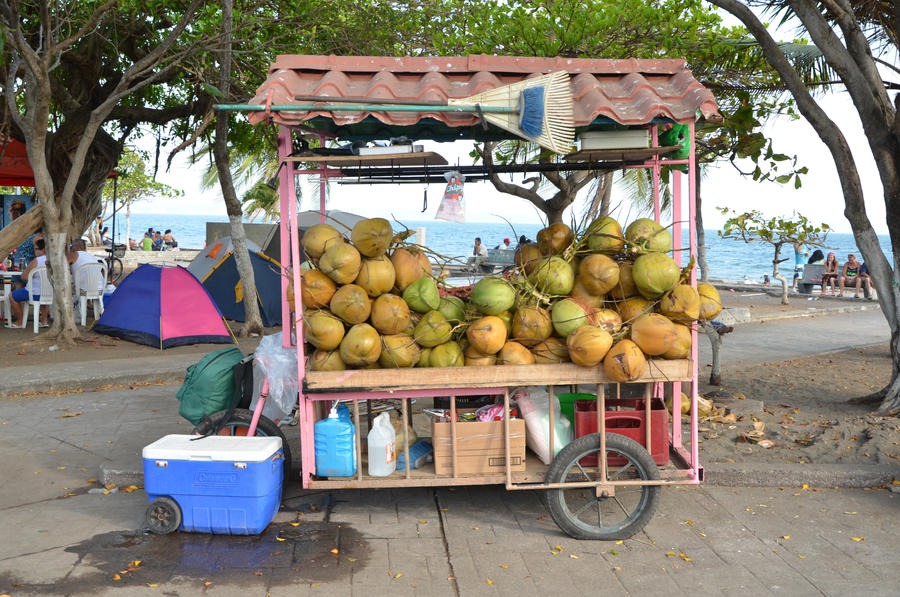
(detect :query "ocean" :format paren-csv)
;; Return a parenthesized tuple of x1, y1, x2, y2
(115, 213, 892, 284)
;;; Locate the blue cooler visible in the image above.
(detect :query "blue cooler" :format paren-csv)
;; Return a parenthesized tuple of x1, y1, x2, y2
(142, 435, 283, 535)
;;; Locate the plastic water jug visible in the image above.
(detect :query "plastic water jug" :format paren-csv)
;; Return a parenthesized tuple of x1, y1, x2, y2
(314, 404, 356, 477)
(367, 412, 396, 477)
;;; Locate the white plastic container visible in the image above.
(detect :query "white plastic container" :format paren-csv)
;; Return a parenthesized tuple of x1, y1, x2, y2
(367, 412, 396, 477)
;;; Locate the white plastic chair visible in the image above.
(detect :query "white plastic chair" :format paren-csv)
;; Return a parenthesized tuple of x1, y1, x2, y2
(21, 266, 53, 333)
(74, 261, 107, 326)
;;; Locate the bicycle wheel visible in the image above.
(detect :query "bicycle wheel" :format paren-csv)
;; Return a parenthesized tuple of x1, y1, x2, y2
(545, 433, 661, 540)
(192, 408, 293, 481)
(107, 257, 123, 284)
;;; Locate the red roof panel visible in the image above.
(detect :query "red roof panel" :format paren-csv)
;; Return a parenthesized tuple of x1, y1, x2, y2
(247, 54, 721, 133)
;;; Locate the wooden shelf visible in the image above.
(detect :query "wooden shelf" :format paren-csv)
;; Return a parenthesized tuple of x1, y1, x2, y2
(564, 146, 681, 163)
(285, 151, 447, 166)
(304, 360, 693, 394)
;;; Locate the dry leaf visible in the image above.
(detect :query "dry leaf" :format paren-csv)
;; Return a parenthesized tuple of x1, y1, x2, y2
(346, 557, 357, 563)
(393, 572, 403, 579)
(275, 537, 286, 542)
(609, 549, 618, 556)
(844, 512, 857, 515)
(613, 566, 622, 571)
(254, 571, 263, 576)
(146, 583, 158, 587)
(418, 520, 428, 524)
(550, 550, 560, 555)
(486, 579, 494, 585)
(781, 535, 790, 540)
(679, 553, 692, 562)
(851, 537, 865, 542)
(801, 484, 810, 490)
(569, 555, 580, 559)
(290, 522, 300, 526)
(554, 545, 563, 551)
(204, 581, 213, 587)
(112, 574, 121, 581)
(665, 551, 676, 557)
(60, 412, 82, 418)
(798, 555, 807, 559)
(128, 560, 142, 569)
(615, 540, 624, 544)
(684, 520, 694, 526)
(329, 548, 339, 555)
(500, 564, 509, 568)
(758, 439, 775, 449)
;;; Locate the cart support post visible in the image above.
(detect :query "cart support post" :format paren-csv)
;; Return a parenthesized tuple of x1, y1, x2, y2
(688, 121, 700, 476)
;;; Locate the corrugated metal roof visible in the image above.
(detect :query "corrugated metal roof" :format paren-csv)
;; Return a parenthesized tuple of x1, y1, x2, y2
(247, 54, 721, 139)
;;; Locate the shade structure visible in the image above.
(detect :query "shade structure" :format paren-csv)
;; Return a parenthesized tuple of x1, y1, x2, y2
(93, 264, 234, 348)
(187, 238, 283, 326)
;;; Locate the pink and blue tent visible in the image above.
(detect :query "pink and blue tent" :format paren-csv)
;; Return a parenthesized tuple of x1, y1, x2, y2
(93, 264, 234, 348)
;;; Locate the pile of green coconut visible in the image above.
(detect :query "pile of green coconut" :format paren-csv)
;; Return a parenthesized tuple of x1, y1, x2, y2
(294, 216, 722, 382)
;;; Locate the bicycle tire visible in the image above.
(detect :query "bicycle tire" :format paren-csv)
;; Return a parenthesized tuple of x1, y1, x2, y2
(545, 433, 661, 540)
(107, 257, 123, 284)
(191, 408, 293, 481)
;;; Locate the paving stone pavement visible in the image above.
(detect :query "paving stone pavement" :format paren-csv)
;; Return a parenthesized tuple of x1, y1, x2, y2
(1, 386, 899, 595)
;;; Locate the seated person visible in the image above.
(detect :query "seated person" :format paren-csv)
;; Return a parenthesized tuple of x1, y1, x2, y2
(162, 229, 177, 249)
(465, 237, 488, 271)
(839, 253, 871, 298)
(8, 239, 49, 327)
(821, 252, 839, 295)
(101, 226, 112, 245)
(151, 231, 164, 251)
(140, 233, 153, 251)
(494, 238, 511, 250)
(68, 242, 105, 292)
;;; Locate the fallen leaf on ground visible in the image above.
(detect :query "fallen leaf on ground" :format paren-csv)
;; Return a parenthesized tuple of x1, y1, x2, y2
(393, 572, 403, 579)
(346, 557, 357, 563)
(851, 537, 865, 542)
(275, 537, 286, 542)
(679, 553, 693, 562)
(569, 555, 580, 559)
(329, 548, 339, 555)
(60, 412, 82, 418)
(844, 512, 857, 515)
(781, 535, 790, 540)
(112, 574, 121, 581)
(798, 555, 807, 559)
(290, 522, 300, 526)
(500, 564, 509, 568)
(486, 579, 494, 585)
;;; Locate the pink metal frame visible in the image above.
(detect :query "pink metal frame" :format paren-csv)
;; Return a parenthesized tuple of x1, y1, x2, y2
(277, 121, 703, 489)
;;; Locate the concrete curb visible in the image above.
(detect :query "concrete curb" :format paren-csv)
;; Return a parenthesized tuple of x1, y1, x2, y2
(705, 462, 900, 488)
(0, 360, 185, 398)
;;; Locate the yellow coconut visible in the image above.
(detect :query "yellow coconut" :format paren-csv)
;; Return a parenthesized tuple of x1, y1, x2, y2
(413, 310, 452, 348)
(593, 308, 623, 334)
(567, 325, 614, 367)
(515, 243, 543, 274)
(300, 268, 336, 310)
(430, 341, 464, 367)
(698, 282, 723, 320)
(603, 339, 648, 382)
(630, 313, 678, 356)
(616, 296, 651, 323)
(497, 341, 536, 365)
(310, 349, 346, 371)
(351, 217, 393, 258)
(301, 223, 342, 259)
(609, 261, 637, 300)
(370, 293, 411, 335)
(417, 347, 433, 367)
(319, 242, 362, 284)
(329, 283, 371, 324)
(578, 254, 620, 296)
(585, 216, 626, 254)
(665, 392, 691, 416)
(661, 323, 692, 359)
(391, 248, 431, 291)
(537, 222, 574, 255)
(570, 278, 606, 309)
(339, 323, 382, 367)
(464, 344, 497, 366)
(511, 305, 553, 347)
(378, 334, 421, 368)
(530, 337, 570, 364)
(659, 284, 700, 323)
(354, 256, 396, 297)
(304, 309, 345, 351)
(466, 315, 508, 355)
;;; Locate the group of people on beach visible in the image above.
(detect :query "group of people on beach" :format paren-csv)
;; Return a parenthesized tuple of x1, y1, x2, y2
(793, 243, 874, 298)
(128, 228, 178, 252)
(464, 235, 530, 271)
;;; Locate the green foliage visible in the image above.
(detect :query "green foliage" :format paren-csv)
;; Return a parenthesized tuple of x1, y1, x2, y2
(718, 208, 830, 248)
(102, 148, 183, 213)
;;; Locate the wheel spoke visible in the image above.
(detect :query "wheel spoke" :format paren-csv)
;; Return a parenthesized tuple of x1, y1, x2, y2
(609, 461, 635, 481)
(595, 499, 603, 528)
(613, 496, 632, 517)
(573, 461, 592, 482)
(571, 497, 600, 519)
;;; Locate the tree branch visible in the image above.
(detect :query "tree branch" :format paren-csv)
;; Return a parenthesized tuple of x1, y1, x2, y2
(51, 0, 118, 55)
(479, 143, 549, 213)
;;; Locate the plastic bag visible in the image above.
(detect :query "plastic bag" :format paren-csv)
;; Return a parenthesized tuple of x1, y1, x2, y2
(434, 170, 465, 223)
(513, 387, 573, 465)
(250, 332, 298, 423)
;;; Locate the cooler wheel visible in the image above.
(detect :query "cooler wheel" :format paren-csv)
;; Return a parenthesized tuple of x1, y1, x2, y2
(146, 496, 182, 534)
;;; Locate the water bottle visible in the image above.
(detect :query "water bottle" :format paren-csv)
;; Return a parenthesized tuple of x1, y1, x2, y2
(314, 403, 357, 477)
(367, 412, 396, 477)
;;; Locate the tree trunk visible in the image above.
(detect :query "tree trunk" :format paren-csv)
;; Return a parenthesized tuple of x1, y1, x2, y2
(43, 212, 78, 342)
(772, 242, 789, 305)
(703, 322, 723, 385)
(695, 167, 710, 282)
(214, 0, 263, 337)
(125, 201, 132, 250)
(585, 171, 613, 221)
(0, 204, 42, 258)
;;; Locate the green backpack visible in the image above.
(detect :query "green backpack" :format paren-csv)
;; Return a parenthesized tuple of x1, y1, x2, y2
(176, 347, 246, 425)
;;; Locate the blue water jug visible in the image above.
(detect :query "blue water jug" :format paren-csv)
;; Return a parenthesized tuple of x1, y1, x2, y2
(315, 404, 357, 477)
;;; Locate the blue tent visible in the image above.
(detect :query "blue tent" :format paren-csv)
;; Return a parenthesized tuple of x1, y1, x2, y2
(93, 265, 234, 348)
(187, 238, 283, 327)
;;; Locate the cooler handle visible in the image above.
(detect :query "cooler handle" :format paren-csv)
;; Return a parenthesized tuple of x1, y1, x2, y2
(605, 414, 642, 428)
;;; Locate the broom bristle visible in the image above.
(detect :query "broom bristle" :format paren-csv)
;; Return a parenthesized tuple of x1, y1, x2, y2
(449, 71, 575, 154)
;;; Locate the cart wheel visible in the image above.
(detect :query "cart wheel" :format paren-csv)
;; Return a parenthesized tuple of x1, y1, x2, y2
(544, 433, 660, 541)
(146, 497, 182, 534)
(191, 408, 293, 480)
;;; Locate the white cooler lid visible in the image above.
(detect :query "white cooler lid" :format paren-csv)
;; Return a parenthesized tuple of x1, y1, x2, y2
(142, 434, 282, 462)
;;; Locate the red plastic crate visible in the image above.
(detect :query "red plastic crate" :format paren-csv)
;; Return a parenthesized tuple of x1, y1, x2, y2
(574, 398, 669, 466)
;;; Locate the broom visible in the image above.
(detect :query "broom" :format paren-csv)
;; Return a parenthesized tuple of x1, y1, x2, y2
(282, 71, 575, 154)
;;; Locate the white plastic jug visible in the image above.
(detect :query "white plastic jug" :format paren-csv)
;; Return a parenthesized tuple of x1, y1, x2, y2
(367, 412, 396, 477)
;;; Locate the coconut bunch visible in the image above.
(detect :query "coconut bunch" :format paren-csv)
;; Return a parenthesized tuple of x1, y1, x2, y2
(502, 216, 724, 381)
(296, 216, 723, 380)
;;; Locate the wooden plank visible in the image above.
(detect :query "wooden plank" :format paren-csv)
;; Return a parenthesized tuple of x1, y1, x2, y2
(564, 145, 680, 163)
(284, 151, 447, 166)
(304, 360, 692, 393)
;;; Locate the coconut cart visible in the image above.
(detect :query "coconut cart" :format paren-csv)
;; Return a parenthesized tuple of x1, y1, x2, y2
(226, 54, 721, 540)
